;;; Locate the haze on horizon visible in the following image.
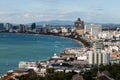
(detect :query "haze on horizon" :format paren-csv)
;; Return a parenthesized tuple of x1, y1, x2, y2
(0, 0, 120, 24)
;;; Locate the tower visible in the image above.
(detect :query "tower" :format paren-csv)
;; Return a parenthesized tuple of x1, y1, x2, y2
(74, 18, 84, 30)
(74, 18, 84, 35)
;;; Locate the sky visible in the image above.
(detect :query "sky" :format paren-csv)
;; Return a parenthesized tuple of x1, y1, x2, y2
(0, 0, 120, 24)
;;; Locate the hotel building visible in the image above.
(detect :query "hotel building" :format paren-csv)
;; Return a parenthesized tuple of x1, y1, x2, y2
(88, 50, 110, 65)
(74, 18, 84, 35)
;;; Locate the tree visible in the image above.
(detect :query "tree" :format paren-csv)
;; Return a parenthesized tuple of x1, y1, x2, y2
(115, 73, 120, 80)
(46, 68, 54, 74)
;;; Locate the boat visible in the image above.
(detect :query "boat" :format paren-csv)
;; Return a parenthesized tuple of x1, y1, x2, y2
(5, 64, 9, 66)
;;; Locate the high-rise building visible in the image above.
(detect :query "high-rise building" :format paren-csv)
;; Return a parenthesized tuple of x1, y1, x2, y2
(31, 23, 36, 30)
(74, 18, 84, 35)
(74, 18, 84, 29)
(88, 50, 110, 65)
(19, 24, 26, 33)
(4, 23, 13, 31)
(84, 24, 102, 36)
(0, 23, 4, 32)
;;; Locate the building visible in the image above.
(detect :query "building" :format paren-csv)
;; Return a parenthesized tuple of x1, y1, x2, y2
(31, 23, 36, 30)
(98, 31, 114, 39)
(76, 55, 87, 61)
(88, 50, 110, 65)
(60, 27, 68, 33)
(4, 23, 13, 32)
(19, 61, 37, 68)
(50, 28, 59, 33)
(96, 70, 114, 80)
(1, 68, 34, 80)
(74, 18, 84, 35)
(85, 24, 102, 36)
(110, 52, 120, 64)
(74, 18, 84, 29)
(93, 42, 104, 50)
(68, 27, 74, 33)
(19, 24, 27, 33)
(0, 23, 4, 32)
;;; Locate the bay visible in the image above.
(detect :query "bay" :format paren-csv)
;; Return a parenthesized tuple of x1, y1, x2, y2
(0, 33, 82, 75)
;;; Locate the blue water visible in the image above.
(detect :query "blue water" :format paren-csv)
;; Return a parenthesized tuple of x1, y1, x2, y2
(0, 33, 82, 75)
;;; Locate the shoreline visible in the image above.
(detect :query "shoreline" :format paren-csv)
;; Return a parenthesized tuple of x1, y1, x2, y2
(0, 32, 83, 76)
(71, 38, 85, 48)
(38, 34, 85, 48)
(0, 32, 84, 48)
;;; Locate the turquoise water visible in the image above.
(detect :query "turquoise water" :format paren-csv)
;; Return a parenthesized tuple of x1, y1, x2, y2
(0, 33, 82, 75)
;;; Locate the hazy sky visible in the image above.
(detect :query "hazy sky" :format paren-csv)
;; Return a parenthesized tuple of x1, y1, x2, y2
(0, 0, 120, 24)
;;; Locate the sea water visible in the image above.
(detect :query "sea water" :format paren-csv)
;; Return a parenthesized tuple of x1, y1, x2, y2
(0, 33, 82, 75)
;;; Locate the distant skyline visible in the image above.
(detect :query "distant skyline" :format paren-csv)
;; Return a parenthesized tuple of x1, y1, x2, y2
(0, 0, 120, 24)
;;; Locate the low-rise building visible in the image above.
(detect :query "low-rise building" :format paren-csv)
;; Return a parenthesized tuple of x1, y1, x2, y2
(60, 27, 68, 33)
(19, 61, 38, 68)
(110, 52, 120, 64)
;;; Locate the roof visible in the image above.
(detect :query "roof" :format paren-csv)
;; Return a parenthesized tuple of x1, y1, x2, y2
(98, 76, 111, 80)
(97, 70, 113, 80)
(97, 70, 102, 77)
(101, 71, 110, 77)
(72, 74, 84, 80)
(13, 68, 33, 73)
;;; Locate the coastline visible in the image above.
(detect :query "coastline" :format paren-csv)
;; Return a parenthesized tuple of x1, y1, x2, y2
(38, 34, 84, 48)
(0, 33, 82, 75)
(0, 32, 84, 48)
(0, 32, 83, 76)
(71, 38, 85, 48)
(39, 34, 86, 48)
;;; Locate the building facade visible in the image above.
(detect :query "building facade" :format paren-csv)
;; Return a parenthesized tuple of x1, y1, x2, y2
(85, 24, 102, 36)
(74, 18, 84, 29)
(4, 23, 13, 31)
(88, 50, 110, 65)
(74, 18, 84, 35)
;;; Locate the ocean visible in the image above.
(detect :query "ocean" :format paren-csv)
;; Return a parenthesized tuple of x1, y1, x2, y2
(0, 33, 82, 75)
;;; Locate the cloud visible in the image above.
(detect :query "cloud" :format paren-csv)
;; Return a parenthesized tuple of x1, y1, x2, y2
(95, 8, 104, 11)
(43, 0, 56, 1)
(23, 13, 33, 18)
(0, 8, 120, 24)
(92, 7, 104, 11)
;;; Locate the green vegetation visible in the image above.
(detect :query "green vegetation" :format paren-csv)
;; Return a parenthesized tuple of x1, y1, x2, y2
(16, 71, 76, 80)
(82, 64, 120, 80)
(61, 63, 72, 67)
(16, 70, 44, 80)
(15, 64, 120, 80)
(45, 71, 76, 80)
(67, 33, 91, 47)
(46, 68, 54, 74)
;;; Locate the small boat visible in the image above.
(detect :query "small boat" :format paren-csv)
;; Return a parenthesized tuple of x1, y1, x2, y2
(5, 64, 9, 66)
(35, 34, 39, 36)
